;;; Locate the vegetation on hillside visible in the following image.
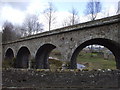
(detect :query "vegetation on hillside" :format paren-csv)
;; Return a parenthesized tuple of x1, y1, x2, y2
(77, 51, 116, 70)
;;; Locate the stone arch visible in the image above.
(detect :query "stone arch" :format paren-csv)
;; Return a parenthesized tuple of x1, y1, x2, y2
(35, 43, 56, 69)
(70, 38, 120, 69)
(5, 48, 14, 60)
(15, 46, 31, 68)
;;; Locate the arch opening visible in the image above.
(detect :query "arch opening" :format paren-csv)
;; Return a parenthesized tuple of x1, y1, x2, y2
(70, 38, 120, 69)
(3, 48, 14, 68)
(15, 47, 30, 68)
(5, 48, 14, 60)
(35, 44, 57, 69)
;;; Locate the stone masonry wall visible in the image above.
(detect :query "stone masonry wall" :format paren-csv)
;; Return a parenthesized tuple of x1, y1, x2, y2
(0, 32, 2, 64)
(2, 14, 120, 62)
(2, 69, 120, 90)
(0, 32, 2, 90)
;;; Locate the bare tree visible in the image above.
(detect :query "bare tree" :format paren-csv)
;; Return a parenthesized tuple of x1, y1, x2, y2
(62, 7, 79, 26)
(13, 25, 25, 37)
(2, 21, 13, 43)
(43, 2, 56, 31)
(2, 21, 21, 43)
(70, 7, 79, 25)
(23, 14, 43, 36)
(85, 0, 102, 21)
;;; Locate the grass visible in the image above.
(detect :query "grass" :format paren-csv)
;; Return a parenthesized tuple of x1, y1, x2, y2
(49, 58, 63, 70)
(77, 52, 116, 70)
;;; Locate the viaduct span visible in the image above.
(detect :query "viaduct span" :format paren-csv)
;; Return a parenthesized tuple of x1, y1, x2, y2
(2, 14, 120, 69)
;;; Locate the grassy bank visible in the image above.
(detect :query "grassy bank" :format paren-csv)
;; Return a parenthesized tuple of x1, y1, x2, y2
(77, 52, 116, 69)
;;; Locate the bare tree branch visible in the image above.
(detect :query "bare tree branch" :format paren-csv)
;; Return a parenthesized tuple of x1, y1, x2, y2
(43, 2, 56, 31)
(62, 7, 79, 27)
(85, 0, 102, 20)
(23, 14, 43, 36)
(70, 7, 79, 25)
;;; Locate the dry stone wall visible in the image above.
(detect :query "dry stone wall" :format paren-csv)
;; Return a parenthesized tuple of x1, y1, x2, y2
(2, 69, 120, 90)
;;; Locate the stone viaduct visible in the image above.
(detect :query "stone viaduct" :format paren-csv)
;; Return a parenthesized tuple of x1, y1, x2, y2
(2, 14, 120, 69)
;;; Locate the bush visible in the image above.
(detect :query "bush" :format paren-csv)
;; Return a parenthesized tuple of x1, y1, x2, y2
(2, 58, 15, 68)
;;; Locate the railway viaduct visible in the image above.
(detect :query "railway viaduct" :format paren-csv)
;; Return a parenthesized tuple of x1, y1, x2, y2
(2, 14, 120, 69)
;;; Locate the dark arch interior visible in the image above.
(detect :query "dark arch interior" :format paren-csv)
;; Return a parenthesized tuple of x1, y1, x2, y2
(15, 47, 30, 68)
(70, 38, 120, 69)
(5, 48, 14, 60)
(35, 44, 56, 69)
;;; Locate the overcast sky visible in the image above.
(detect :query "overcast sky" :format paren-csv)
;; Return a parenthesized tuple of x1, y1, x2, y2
(0, 0, 119, 31)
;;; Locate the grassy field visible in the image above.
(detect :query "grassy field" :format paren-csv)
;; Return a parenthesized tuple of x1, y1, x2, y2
(77, 52, 116, 70)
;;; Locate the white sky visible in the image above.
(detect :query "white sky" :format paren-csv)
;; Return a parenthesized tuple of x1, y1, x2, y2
(0, 0, 119, 31)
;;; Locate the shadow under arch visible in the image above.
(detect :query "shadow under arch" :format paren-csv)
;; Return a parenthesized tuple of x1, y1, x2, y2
(5, 48, 14, 61)
(70, 38, 120, 69)
(15, 46, 31, 68)
(35, 44, 56, 69)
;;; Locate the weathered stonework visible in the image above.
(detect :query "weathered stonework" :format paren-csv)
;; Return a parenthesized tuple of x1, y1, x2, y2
(2, 14, 120, 69)
(0, 32, 2, 90)
(2, 69, 120, 90)
(0, 32, 2, 63)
